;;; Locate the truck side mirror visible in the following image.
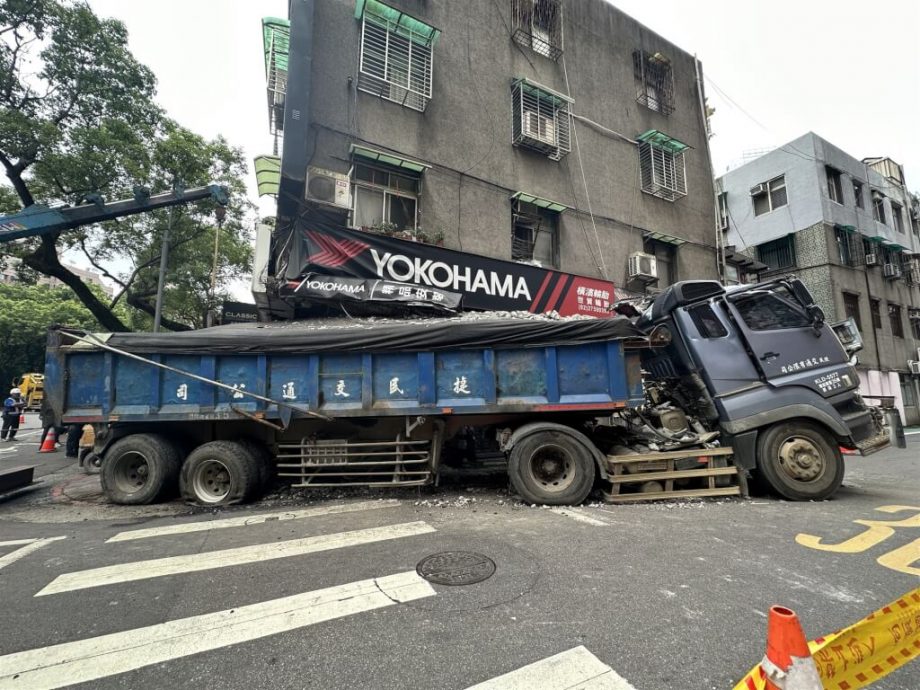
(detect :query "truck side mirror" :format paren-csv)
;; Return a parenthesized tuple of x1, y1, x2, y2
(807, 304, 825, 334)
(789, 279, 816, 307)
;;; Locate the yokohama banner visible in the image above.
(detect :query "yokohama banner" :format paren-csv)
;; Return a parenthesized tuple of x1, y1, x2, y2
(285, 223, 617, 317)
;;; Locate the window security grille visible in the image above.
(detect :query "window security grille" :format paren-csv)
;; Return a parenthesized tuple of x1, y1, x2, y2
(511, 79, 572, 160)
(512, 201, 558, 267)
(511, 0, 563, 60)
(358, 3, 436, 112)
(638, 141, 687, 201)
(757, 236, 796, 271)
(633, 50, 674, 115)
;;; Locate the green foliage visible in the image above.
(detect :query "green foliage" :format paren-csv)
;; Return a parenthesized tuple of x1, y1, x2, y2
(0, 0, 253, 332)
(0, 282, 121, 389)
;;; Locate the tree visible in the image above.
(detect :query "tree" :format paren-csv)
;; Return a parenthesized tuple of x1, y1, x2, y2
(1, 0, 252, 331)
(0, 282, 122, 390)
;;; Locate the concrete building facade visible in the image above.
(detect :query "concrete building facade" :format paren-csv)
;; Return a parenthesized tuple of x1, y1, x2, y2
(269, 0, 719, 293)
(717, 132, 920, 424)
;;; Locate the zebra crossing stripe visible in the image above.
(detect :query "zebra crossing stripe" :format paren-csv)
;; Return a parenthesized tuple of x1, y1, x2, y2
(106, 499, 401, 542)
(0, 571, 435, 689)
(550, 508, 610, 527)
(37, 521, 435, 596)
(465, 646, 637, 689)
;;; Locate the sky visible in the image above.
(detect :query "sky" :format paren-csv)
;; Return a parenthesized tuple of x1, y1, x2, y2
(79, 0, 920, 287)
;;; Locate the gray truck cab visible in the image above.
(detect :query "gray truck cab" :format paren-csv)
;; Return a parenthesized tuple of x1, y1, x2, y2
(637, 278, 888, 500)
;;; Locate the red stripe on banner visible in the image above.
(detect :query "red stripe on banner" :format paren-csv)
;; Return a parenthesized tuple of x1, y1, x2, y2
(543, 274, 569, 313)
(530, 272, 553, 311)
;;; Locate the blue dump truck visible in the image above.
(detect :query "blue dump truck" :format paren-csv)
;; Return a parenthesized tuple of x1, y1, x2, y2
(45, 278, 889, 507)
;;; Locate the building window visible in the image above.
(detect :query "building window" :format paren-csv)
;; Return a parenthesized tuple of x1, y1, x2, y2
(511, 78, 572, 161)
(834, 226, 858, 267)
(644, 238, 677, 284)
(723, 263, 740, 285)
(902, 373, 917, 407)
(891, 202, 905, 233)
(757, 235, 796, 271)
(637, 130, 688, 202)
(356, 0, 438, 113)
(752, 176, 787, 216)
(912, 314, 920, 340)
(889, 303, 904, 338)
(870, 298, 882, 330)
(632, 50, 674, 115)
(717, 192, 729, 230)
(351, 162, 419, 232)
(511, 199, 559, 268)
(826, 166, 844, 205)
(852, 180, 864, 208)
(511, 0, 563, 60)
(842, 292, 862, 332)
(871, 191, 886, 224)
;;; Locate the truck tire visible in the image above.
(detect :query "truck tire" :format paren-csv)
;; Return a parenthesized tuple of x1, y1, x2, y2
(237, 438, 274, 492)
(100, 434, 181, 505)
(508, 430, 595, 505)
(180, 441, 260, 506)
(756, 421, 844, 501)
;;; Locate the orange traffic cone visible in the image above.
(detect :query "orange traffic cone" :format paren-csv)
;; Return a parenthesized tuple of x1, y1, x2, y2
(762, 606, 822, 690)
(39, 427, 58, 453)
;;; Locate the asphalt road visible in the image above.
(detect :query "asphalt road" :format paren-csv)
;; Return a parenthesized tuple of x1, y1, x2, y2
(0, 431, 917, 689)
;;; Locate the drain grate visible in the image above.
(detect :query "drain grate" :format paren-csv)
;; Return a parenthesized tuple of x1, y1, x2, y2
(416, 551, 496, 586)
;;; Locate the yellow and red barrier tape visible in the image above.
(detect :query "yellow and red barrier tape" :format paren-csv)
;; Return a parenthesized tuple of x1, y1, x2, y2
(735, 587, 920, 690)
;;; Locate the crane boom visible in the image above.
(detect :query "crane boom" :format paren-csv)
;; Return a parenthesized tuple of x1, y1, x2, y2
(0, 185, 229, 244)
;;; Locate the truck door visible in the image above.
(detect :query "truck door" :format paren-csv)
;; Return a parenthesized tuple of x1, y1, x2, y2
(724, 286, 849, 395)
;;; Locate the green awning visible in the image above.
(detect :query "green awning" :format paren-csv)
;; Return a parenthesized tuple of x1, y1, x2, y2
(511, 192, 568, 213)
(354, 0, 440, 46)
(350, 145, 429, 173)
(644, 230, 688, 246)
(637, 130, 691, 154)
(835, 223, 857, 233)
(254, 155, 281, 197)
(262, 17, 290, 74)
(883, 241, 906, 251)
(513, 78, 573, 107)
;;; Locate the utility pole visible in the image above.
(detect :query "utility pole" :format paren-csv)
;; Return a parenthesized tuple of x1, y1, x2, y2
(152, 205, 175, 333)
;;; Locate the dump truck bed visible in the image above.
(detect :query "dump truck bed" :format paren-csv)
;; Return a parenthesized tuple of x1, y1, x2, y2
(45, 316, 646, 424)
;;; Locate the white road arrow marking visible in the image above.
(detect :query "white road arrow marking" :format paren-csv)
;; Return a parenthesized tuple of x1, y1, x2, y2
(0, 537, 66, 571)
(37, 521, 434, 596)
(0, 571, 435, 689)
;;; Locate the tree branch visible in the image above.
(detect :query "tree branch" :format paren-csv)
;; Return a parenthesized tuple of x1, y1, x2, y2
(125, 292, 191, 331)
(22, 234, 129, 332)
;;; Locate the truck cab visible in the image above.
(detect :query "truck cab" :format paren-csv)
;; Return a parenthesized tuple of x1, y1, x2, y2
(637, 278, 888, 500)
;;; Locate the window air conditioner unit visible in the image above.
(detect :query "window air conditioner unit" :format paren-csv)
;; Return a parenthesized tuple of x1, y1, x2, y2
(910, 361, 920, 376)
(749, 183, 768, 196)
(883, 263, 901, 279)
(864, 252, 879, 267)
(628, 252, 658, 280)
(305, 167, 351, 209)
(523, 110, 556, 146)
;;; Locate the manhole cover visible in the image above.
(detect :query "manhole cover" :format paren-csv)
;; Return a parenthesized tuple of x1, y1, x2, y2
(416, 551, 496, 586)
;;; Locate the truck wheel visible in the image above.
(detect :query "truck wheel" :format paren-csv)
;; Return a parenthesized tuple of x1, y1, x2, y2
(180, 441, 260, 506)
(508, 431, 595, 505)
(100, 434, 181, 505)
(756, 422, 843, 501)
(237, 438, 274, 491)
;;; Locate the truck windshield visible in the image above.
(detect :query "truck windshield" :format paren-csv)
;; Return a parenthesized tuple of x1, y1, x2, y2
(733, 287, 811, 331)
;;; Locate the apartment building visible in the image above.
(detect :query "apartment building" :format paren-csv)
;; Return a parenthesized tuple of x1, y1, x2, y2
(261, 0, 719, 293)
(717, 132, 920, 424)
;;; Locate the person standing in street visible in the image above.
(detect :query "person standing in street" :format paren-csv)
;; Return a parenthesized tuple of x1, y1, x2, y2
(1, 388, 26, 441)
